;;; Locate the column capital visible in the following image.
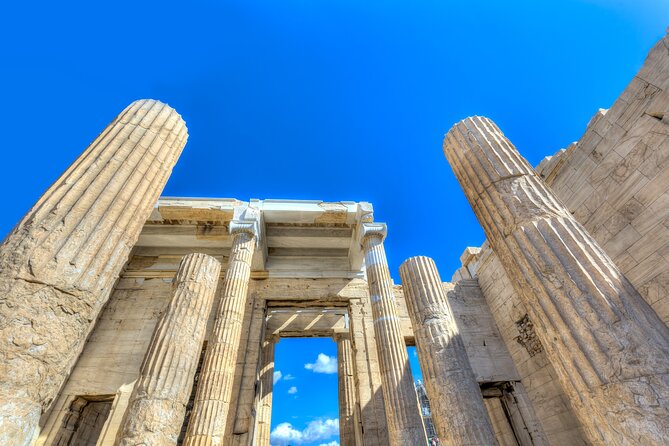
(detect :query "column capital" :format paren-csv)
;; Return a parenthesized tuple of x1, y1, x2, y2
(230, 205, 263, 241)
(360, 222, 387, 243)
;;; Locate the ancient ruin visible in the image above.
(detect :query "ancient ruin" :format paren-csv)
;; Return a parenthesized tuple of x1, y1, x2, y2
(0, 31, 667, 446)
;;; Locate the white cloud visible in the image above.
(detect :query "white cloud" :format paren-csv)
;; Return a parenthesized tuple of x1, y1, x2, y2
(303, 418, 339, 442)
(283, 373, 296, 381)
(270, 418, 339, 445)
(270, 423, 302, 445)
(319, 442, 340, 446)
(304, 353, 337, 374)
(273, 370, 282, 384)
(288, 386, 298, 394)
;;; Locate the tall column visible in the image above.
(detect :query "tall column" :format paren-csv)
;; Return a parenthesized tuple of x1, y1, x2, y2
(361, 223, 427, 445)
(400, 256, 496, 445)
(116, 253, 221, 446)
(231, 298, 267, 446)
(348, 298, 389, 446)
(183, 208, 259, 446)
(0, 100, 187, 445)
(443, 116, 669, 444)
(335, 332, 362, 446)
(254, 336, 277, 446)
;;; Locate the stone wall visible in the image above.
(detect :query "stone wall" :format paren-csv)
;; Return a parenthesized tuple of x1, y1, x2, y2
(395, 281, 519, 383)
(542, 32, 669, 323)
(36, 276, 177, 445)
(446, 32, 669, 446)
(35, 255, 392, 446)
(38, 249, 549, 445)
(456, 249, 588, 445)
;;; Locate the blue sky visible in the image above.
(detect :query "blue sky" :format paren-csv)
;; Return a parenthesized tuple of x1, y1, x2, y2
(1, 1, 667, 445)
(271, 338, 340, 446)
(270, 340, 420, 446)
(270, 340, 421, 446)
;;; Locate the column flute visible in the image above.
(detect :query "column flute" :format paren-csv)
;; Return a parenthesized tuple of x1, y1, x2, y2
(0, 100, 187, 445)
(116, 253, 221, 446)
(254, 336, 277, 445)
(443, 116, 669, 444)
(361, 223, 427, 445)
(400, 256, 496, 445)
(183, 207, 260, 446)
(335, 332, 362, 446)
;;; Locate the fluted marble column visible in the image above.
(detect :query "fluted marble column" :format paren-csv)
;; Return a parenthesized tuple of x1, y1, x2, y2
(0, 100, 187, 445)
(336, 332, 362, 446)
(444, 116, 669, 444)
(183, 211, 258, 446)
(116, 253, 221, 446)
(254, 337, 277, 446)
(361, 223, 427, 445)
(400, 256, 496, 445)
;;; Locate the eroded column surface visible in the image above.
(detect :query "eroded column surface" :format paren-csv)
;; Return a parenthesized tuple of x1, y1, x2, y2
(183, 215, 257, 446)
(254, 337, 276, 446)
(443, 116, 669, 444)
(400, 256, 496, 445)
(0, 99, 187, 445)
(348, 298, 389, 446)
(116, 253, 221, 446)
(362, 224, 427, 445)
(230, 298, 267, 446)
(336, 332, 362, 446)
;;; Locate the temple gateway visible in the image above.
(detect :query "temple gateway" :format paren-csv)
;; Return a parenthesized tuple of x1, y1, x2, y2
(1, 32, 669, 446)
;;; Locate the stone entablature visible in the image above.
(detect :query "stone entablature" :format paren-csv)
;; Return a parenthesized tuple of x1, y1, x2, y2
(137, 198, 372, 279)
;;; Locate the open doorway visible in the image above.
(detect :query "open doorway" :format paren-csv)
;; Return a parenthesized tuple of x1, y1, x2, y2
(407, 345, 437, 445)
(269, 337, 340, 446)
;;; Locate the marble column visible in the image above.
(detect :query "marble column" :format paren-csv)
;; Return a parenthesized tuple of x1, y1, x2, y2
(361, 223, 427, 445)
(183, 210, 258, 446)
(116, 253, 221, 446)
(335, 332, 362, 446)
(254, 337, 277, 446)
(0, 100, 187, 445)
(443, 116, 669, 444)
(348, 298, 389, 446)
(400, 256, 496, 445)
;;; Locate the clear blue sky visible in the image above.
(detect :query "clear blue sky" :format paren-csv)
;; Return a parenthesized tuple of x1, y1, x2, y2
(1, 2, 667, 445)
(271, 338, 340, 446)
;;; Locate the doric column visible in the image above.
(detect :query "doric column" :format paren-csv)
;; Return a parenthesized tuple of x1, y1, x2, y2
(0, 100, 187, 445)
(116, 253, 221, 446)
(400, 256, 496, 445)
(361, 223, 427, 445)
(443, 116, 669, 444)
(335, 332, 362, 446)
(183, 207, 259, 446)
(254, 337, 277, 446)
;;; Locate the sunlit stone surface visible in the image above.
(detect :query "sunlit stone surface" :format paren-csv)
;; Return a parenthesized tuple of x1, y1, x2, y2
(116, 253, 220, 446)
(444, 115, 669, 444)
(400, 256, 496, 445)
(361, 223, 428, 445)
(0, 100, 187, 446)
